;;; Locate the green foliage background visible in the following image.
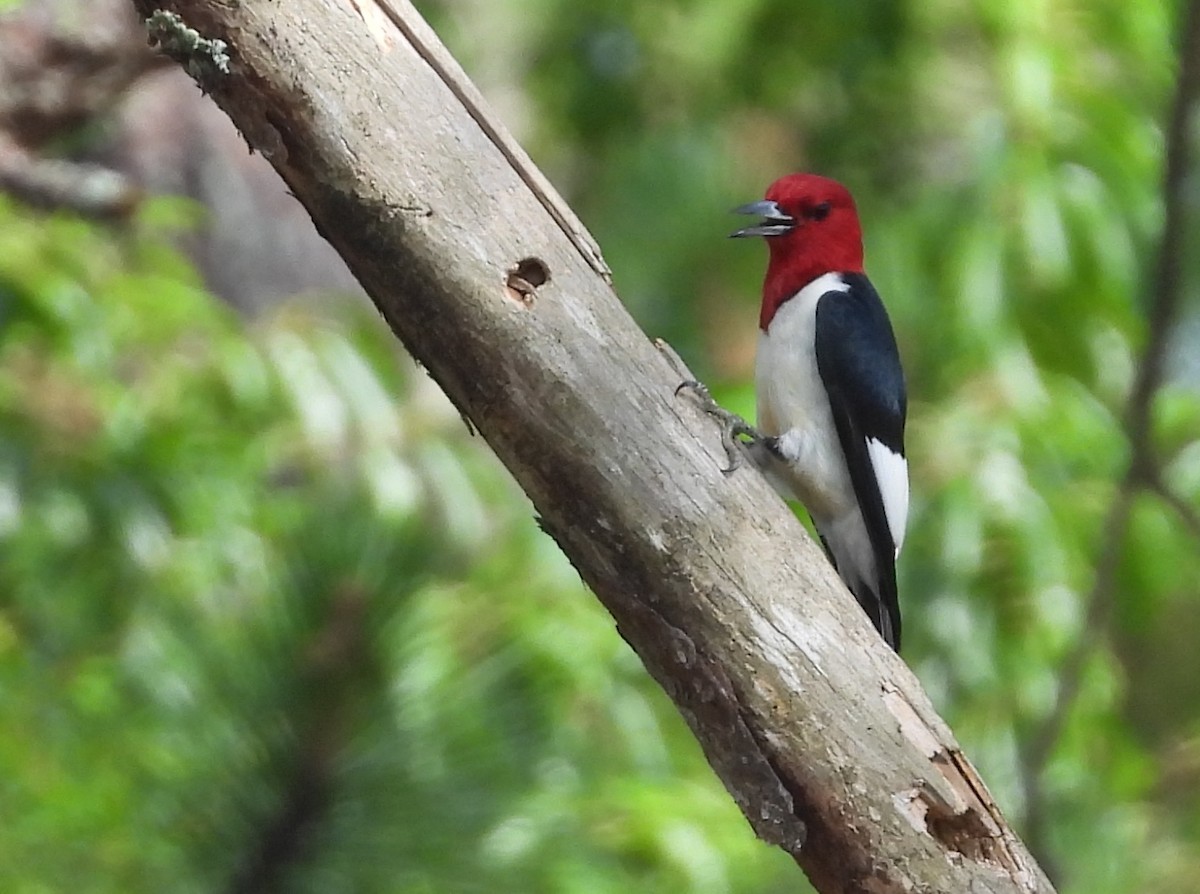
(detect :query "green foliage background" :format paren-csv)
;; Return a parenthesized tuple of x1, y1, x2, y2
(2, 0, 1199, 891)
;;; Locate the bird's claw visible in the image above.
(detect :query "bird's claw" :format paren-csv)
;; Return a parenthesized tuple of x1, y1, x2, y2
(675, 380, 761, 474)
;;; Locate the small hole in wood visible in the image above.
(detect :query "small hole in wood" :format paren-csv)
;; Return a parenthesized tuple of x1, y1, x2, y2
(505, 257, 550, 305)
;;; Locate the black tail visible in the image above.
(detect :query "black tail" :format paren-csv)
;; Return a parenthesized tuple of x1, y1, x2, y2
(818, 532, 902, 652)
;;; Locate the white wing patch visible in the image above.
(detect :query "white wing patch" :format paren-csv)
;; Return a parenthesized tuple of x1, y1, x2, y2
(866, 437, 909, 555)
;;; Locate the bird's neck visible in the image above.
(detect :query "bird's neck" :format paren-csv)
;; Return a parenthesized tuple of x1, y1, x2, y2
(760, 250, 863, 330)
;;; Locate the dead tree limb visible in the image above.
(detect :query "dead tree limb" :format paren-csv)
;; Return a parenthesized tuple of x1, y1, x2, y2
(128, 2, 1057, 892)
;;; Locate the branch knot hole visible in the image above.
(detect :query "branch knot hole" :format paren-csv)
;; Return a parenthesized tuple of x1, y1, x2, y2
(505, 257, 549, 306)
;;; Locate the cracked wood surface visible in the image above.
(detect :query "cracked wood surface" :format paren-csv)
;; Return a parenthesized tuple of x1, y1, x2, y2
(129, 1, 1058, 891)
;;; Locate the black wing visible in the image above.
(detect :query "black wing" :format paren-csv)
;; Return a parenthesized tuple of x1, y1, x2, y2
(814, 273, 907, 650)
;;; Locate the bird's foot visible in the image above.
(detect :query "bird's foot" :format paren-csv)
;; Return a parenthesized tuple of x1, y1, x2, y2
(675, 380, 764, 474)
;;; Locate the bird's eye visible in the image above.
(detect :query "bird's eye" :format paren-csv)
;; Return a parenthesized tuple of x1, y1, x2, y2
(810, 201, 832, 221)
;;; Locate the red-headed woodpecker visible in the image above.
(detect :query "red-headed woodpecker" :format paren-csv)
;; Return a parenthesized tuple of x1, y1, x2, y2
(682, 174, 908, 650)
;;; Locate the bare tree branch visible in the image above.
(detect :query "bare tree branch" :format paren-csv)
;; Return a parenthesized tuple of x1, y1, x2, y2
(1018, 0, 1200, 873)
(1144, 469, 1200, 542)
(128, 2, 1057, 891)
(0, 133, 141, 218)
(1130, 0, 1200, 433)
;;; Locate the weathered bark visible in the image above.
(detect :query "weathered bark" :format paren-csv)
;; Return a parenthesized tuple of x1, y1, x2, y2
(128, 2, 1057, 892)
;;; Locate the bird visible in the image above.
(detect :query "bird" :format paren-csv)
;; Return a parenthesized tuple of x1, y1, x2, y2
(682, 173, 908, 650)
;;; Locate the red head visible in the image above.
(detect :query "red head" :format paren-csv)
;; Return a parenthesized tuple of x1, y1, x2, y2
(731, 174, 864, 330)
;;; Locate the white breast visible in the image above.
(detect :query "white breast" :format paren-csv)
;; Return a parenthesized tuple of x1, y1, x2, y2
(754, 272, 857, 522)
